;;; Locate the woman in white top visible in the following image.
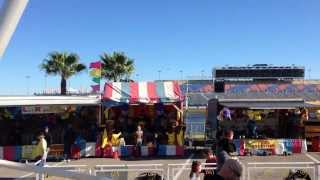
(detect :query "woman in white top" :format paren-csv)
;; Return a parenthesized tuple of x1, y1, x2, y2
(136, 125, 143, 146)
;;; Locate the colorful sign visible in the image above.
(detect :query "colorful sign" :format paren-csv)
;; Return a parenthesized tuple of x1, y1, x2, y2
(244, 139, 276, 150)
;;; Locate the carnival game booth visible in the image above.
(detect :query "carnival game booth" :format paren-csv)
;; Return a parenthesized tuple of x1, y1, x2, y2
(209, 98, 308, 156)
(100, 81, 185, 158)
(0, 96, 101, 161)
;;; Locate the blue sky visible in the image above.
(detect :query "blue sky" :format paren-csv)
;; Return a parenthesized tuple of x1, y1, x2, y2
(0, 0, 320, 94)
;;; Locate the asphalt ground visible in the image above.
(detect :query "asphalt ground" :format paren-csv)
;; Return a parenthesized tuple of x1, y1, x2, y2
(1, 152, 320, 180)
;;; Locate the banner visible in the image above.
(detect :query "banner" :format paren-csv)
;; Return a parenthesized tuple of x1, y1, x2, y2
(244, 139, 276, 150)
(21, 105, 70, 114)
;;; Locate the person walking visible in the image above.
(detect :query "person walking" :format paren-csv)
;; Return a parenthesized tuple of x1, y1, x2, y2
(34, 132, 48, 167)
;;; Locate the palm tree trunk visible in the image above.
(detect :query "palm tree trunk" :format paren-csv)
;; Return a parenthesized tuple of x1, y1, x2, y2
(61, 77, 67, 95)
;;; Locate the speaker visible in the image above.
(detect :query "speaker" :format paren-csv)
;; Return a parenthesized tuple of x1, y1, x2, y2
(214, 81, 225, 92)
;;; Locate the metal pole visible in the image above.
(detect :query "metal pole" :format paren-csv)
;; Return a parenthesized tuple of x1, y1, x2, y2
(201, 70, 205, 80)
(158, 70, 161, 80)
(44, 75, 47, 93)
(0, 0, 29, 58)
(186, 79, 189, 110)
(25, 75, 30, 95)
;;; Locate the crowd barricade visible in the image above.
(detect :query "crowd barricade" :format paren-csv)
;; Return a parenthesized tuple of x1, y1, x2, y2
(93, 163, 164, 180)
(245, 161, 317, 180)
(167, 162, 217, 180)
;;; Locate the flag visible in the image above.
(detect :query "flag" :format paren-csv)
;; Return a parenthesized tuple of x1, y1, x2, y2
(92, 77, 101, 84)
(90, 69, 101, 78)
(90, 61, 102, 69)
(91, 85, 100, 92)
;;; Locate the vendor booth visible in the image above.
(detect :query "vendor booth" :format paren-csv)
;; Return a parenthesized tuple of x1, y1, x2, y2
(0, 96, 101, 161)
(101, 81, 185, 157)
(208, 98, 308, 156)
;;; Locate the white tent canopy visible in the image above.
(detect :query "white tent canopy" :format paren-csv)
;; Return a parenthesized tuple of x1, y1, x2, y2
(0, 96, 101, 107)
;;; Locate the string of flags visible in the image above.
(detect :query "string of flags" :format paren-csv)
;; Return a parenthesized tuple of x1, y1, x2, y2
(89, 61, 102, 93)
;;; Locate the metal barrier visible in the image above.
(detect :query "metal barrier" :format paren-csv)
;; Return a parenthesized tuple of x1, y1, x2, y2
(167, 163, 216, 180)
(36, 164, 90, 180)
(246, 162, 317, 180)
(94, 164, 164, 180)
(0, 160, 106, 180)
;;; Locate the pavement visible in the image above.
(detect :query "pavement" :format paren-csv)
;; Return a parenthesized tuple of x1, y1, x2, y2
(0, 152, 320, 180)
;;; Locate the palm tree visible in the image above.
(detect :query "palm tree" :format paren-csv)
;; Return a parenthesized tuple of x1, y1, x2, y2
(40, 51, 86, 95)
(100, 51, 135, 82)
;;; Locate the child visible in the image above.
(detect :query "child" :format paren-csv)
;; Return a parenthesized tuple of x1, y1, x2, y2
(189, 161, 201, 180)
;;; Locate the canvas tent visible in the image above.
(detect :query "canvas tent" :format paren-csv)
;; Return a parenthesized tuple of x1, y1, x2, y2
(103, 81, 183, 104)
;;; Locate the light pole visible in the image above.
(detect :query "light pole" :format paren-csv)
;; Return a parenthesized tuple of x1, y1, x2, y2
(25, 75, 30, 95)
(179, 70, 183, 81)
(201, 70, 205, 80)
(308, 68, 311, 79)
(158, 70, 161, 81)
(44, 74, 47, 93)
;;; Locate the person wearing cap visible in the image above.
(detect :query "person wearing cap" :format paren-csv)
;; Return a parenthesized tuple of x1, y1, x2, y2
(209, 159, 243, 180)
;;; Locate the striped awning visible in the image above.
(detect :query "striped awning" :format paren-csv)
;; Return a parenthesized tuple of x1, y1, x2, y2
(103, 81, 183, 103)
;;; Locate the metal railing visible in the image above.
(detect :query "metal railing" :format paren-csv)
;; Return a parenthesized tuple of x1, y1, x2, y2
(94, 163, 164, 180)
(167, 163, 216, 180)
(246, 161, 318, 180)
(0, 160, 107, 180)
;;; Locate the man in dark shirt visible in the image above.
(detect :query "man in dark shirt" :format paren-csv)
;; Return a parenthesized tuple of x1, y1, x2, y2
(217, 130, 236, 171)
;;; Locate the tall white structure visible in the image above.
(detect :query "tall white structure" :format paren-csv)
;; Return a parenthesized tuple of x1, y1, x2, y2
(0, 0, 29, 58)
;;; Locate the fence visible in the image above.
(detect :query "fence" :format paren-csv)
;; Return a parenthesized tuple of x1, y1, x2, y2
(94, 164, 164, 180)
(0, 160, 105, 180)
(3, 159, 320, 180)
(167, 163, 216, 180)
(246, 162, 318, 180)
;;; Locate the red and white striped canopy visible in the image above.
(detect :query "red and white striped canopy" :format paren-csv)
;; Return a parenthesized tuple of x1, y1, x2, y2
(103, 81, 183, 103)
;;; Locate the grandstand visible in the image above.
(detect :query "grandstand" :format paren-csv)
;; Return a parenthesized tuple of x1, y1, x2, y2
(179, 65, 320, 107)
